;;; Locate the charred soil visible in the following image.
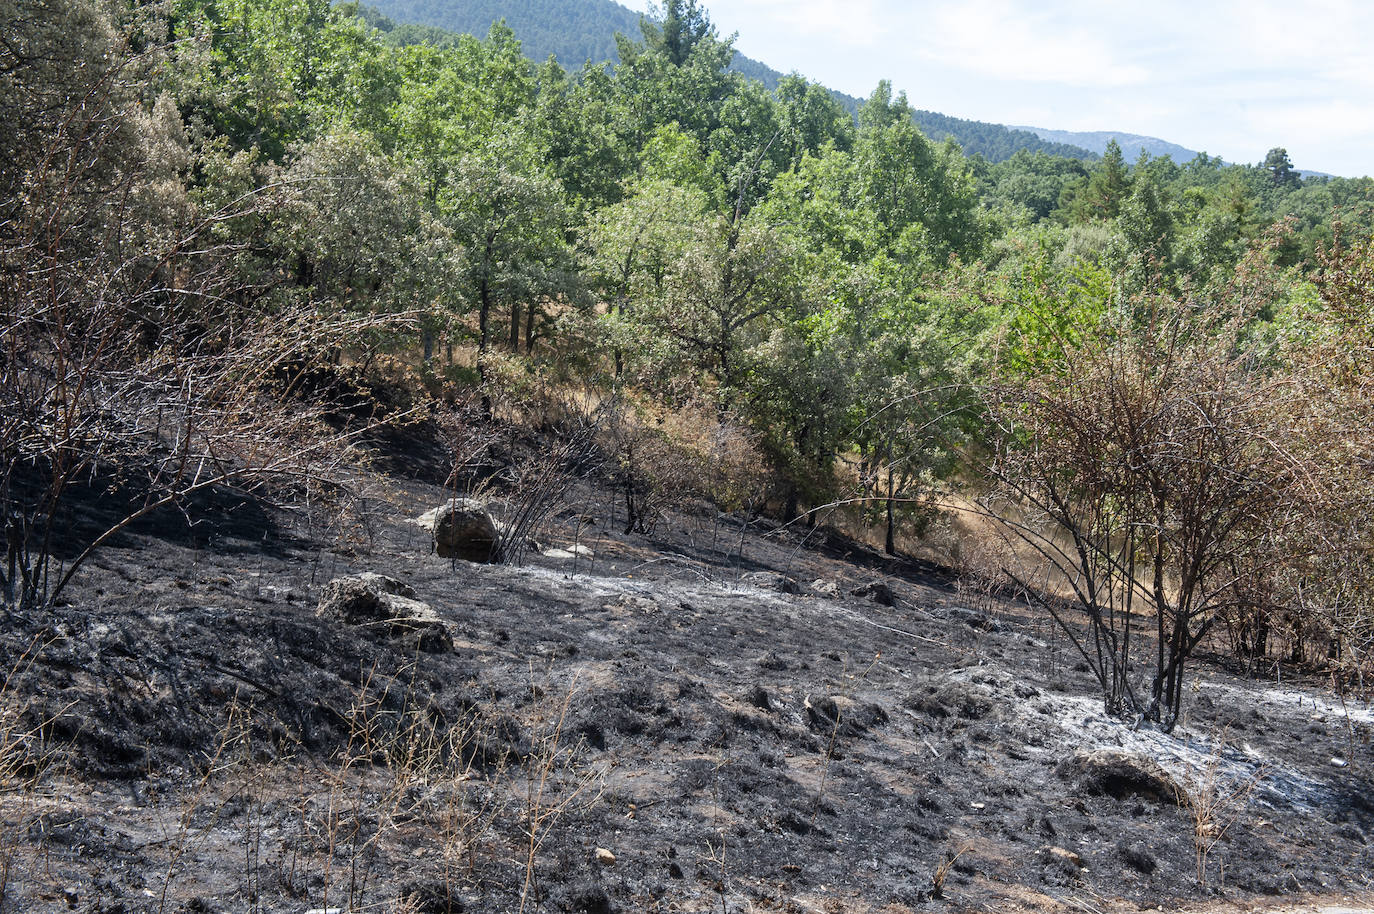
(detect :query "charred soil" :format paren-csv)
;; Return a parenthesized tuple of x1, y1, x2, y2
(1, 444, 1371, 913)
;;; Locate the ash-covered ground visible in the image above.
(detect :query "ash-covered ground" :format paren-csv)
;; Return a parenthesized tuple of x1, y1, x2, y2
(1, 458, 1371, 913)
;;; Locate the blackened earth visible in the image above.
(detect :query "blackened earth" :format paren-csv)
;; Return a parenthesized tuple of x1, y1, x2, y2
(1, 465, 1371, 913)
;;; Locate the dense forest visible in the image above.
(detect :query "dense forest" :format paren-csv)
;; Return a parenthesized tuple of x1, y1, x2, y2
(910, 110, 1097, 162)
(4, 0, 1374, 730)
(361, 0, 787, 89)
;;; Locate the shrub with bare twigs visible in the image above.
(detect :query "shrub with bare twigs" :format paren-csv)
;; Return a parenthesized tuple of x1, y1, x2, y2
(980, 269, 1309, 730)
(0, 0, 410, 611)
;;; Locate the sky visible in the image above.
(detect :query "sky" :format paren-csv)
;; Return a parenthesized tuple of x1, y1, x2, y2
(630, 0, 1374, 177)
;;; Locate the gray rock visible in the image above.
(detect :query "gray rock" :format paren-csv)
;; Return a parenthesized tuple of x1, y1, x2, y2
(810, 578, 840, 598)
(316, 574, 452, 654)
(944, 606, 1004, 632)
(424, 498, 499, 562)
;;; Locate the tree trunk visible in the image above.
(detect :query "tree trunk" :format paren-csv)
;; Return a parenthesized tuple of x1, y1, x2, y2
(478, 277, 493, 421)
(885, 465, 897, 556)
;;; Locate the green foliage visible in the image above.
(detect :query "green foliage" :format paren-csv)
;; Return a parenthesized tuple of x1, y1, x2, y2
(1059, 138, 1131, 223)
(389, 23, 535, 197)
(999, 243, 1113, 372)
(276, 130, 456, 349)
(440, 137, 577, 354)
(980, 150, 1090, 222)
(855, 84, 983, 261)
(172, 0, 396, 159)
(22, 0, 1370, 578)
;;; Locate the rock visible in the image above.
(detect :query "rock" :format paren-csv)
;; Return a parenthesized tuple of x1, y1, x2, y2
(594, 847, 616, 866)
(740, 571, 801, 594)
(423, 498, 499, 562)
(1058, 750, 1183, 805)
(494, 519, 541, 554)
(543, 543, 594, 560)
(850, 580, 896, 606)
(810, 579, 840, 598)
(804, 694, 888, 736)
(316, 574, 452, 654)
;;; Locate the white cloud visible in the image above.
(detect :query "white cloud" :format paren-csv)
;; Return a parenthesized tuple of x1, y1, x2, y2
(724, 0, 883, 46)
(688, 0, 1374, 174)
(920, 2, 1150, 88)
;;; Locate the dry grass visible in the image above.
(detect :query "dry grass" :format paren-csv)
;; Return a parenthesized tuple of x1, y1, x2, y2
(1176, 736, 1268, 888)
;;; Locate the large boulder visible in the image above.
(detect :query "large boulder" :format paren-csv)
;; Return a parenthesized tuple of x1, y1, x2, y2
(420, 498, 500, 562)
(316, 573, 452, 653)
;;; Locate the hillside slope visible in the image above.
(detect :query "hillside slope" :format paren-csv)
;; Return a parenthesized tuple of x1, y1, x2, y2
(1, 430, 1370, 912)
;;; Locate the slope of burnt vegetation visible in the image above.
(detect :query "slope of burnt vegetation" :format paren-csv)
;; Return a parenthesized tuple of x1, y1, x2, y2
(0, 426, 1370, 914)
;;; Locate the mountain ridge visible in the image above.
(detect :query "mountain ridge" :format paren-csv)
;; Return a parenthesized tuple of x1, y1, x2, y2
(1012, 126, 1206, 164)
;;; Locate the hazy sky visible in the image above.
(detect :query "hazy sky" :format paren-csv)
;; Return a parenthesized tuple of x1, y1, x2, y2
(631, 0, 1374, 177)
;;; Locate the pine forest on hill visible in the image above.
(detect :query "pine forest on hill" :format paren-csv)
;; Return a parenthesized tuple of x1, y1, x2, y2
(3, 0, 1374, 907)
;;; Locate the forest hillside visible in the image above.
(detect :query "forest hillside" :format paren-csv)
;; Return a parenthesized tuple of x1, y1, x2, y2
(2, 0, 1373, 910)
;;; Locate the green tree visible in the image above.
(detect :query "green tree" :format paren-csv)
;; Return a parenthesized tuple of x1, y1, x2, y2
(277, 130, 456, 358)
(642, 0, 717, 67)
(528, 58, 633, 213)
(1061, 138, 1130, 222)
(583, 174, 712, 379)
(390, 23, 535, 199)
(172, 0, 397, 159)
(610, 1, 736, 152)
(854, 83, 982, 261)
(774, 73, 854, 166)
(441, 138, 576, 365)
(1263, 146, 1299, 187)
(1111, 170, 1176, 291)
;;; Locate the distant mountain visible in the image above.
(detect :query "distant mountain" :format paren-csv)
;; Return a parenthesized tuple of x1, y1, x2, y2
(1013, 126, 1204, 163)
(913, 111, 1095, 162)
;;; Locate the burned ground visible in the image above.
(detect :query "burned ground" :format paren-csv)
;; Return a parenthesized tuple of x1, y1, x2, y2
(0, 461, 1371, 913)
